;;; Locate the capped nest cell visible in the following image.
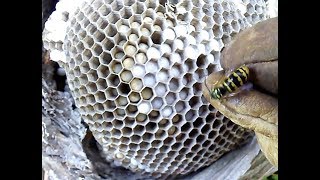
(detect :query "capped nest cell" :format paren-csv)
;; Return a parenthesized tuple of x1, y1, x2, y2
(43, 0, 269, 179)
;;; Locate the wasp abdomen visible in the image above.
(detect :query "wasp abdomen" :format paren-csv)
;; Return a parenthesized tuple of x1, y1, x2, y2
(210, 65, 250, 100)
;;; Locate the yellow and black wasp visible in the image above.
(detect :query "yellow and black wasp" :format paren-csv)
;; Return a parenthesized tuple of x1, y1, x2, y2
(207, 65, 251, 100)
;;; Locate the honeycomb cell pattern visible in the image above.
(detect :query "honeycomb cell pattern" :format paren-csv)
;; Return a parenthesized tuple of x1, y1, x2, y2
(61, 0, 266, 179)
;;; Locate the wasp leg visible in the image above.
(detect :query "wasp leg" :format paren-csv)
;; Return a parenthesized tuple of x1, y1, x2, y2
(222, 82, 253, 99)
(222, 92, 239, 99)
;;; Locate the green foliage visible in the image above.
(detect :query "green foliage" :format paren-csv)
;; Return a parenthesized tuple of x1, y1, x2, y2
(263, 172, 278, 180)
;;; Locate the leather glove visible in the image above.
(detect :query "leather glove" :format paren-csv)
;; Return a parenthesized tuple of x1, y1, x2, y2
(202, 17, 278, 167)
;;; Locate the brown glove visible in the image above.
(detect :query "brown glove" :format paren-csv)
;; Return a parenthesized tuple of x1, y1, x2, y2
(202, 17, 278, 167)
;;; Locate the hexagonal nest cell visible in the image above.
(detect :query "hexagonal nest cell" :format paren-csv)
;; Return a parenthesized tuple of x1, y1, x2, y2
(44, 0, 268, 179)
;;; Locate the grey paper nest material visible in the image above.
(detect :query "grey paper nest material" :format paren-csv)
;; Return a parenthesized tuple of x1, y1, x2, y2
(43, 0, 270, 178)
(42, 79, 96, 179)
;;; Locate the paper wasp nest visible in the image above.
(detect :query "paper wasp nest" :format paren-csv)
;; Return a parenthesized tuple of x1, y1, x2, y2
(43, 0, 269, 178)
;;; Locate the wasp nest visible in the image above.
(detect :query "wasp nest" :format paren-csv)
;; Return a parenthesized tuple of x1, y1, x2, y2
(43, 0, 268, 178)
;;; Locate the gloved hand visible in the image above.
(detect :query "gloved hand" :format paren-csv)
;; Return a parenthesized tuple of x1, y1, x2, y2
(202, 17, 278, 167)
